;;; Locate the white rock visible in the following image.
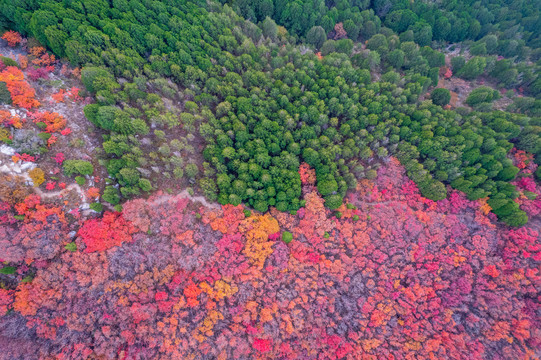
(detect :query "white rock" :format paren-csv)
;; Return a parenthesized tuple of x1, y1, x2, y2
(20, 162, 36, 171)
(0, 145, 15, 156)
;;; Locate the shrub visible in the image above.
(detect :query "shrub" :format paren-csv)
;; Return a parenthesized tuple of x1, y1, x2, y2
(199, 177, 217, 201)
(12, 129, 45, 155)
(118, 168, 140, 185)
(64, 242, 77, 252)
(120, 185, 140, 197)
(90, 202, 103, 212)
(0, 81, 11, 104)
(282, 231, 293, 244)
(102, 186, 120, 205)
(466, 86, 500, 106)
(63, 160, 94, 176)
(0, 266, 16, 274)
(95, 106, 119, 131)
(185, 163, 199, 178)
(324, 194, 344, 209)
(28, 168, 45, 187)
(173, 167, 184, 179)
(0, 56, 18, 67)
(138, 178, 152, 192)
(431, 88, 451, 106)
(1, 30, 22, 47)
(37, 132, 51, 142)
(366, 169, 378, 179)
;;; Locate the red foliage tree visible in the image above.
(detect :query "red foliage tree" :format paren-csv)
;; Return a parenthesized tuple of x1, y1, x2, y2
(77, 211, 136, 252)
(1, 31, 22, 47)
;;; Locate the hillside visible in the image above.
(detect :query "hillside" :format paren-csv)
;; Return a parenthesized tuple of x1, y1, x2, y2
(1, 157, 540, 359)
(0, 0, 540, 358)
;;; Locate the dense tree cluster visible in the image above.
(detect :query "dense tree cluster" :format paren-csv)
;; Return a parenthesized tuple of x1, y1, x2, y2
(231, 0, 541, 100)
(229, 0, 540, 50)
(1, 0, 539, 226)
(0, 1, 539, 358)
(0, 159, 540, 358)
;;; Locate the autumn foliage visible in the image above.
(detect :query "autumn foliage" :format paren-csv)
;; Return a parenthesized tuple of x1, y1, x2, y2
(333, 22, 347, 39)
(0, 66, 40, 109)
(0, 158, 540, 359)
(29, 47, 56, 67)
(78, 211, 136, 252)
(28, 168, 45, 187)
(1, 31, 22, 47)
(28, 111, 67, 133)
(0, 109, 23, 128)
(51, 87, 81, 103)
(0, 174, 31, 205)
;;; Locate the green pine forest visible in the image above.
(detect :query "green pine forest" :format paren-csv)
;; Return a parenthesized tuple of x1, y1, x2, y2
(2, 0, 540, 226)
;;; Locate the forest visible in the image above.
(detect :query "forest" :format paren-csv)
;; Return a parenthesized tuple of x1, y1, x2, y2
(0, 0, 540, 358)
(1, 0, 540, 224)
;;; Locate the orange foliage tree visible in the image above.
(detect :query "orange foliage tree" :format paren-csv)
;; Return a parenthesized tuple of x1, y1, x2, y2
(0, 66, 40, 109)
(0, 109, 23, 128)
(28, 111, 66, 133)
(1, 31, 22, 47)
(17, 55, 28, 69)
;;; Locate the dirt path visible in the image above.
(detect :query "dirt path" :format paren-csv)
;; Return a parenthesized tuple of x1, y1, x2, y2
(145, 189, 220, 210)
(0, 150, 88, 207)
(0, 159, 86, 201)
(1, 146, 220, 214)
(33, 182, 86, 202)
(176, 189, 220, 209)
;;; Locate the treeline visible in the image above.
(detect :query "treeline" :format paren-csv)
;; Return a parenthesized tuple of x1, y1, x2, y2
(230, 0, 541, 99)
(0, 0, 539, 226)
(229, 0, 540, 50)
